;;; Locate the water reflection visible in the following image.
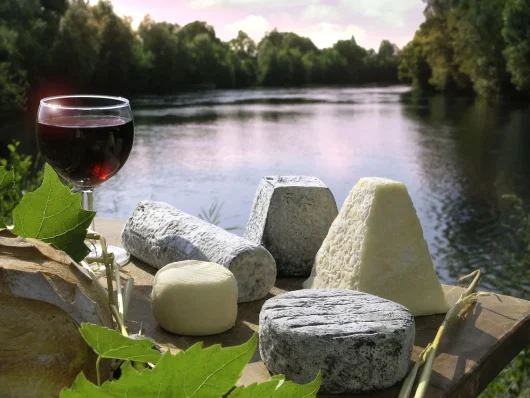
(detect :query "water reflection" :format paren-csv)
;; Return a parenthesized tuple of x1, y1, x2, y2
(401, 93, 530, 296)
(83, 89, 530, 299)
(3, 87, 529, 298)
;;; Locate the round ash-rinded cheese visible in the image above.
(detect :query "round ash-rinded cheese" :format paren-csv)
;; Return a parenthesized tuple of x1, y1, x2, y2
(151, 261, 238, 336)
(259, 290, 415, 394)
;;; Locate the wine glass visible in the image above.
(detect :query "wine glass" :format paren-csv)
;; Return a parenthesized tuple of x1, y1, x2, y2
(36, 95, 134, 266)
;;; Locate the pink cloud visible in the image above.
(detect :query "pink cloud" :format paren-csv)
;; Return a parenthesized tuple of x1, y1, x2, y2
(108, 0, 424, 49)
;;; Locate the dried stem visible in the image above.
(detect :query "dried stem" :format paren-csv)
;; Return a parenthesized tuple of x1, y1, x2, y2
(399, 269, 484, 398)
(79, 260, 109, 304)
(85, 256, 105, 264)
(123, 278, 134, 320)
(84, 232, 132, 337)
(398, 344, 431, 398)
(99, 236, 116, 309)
(86, 231, 100, 241)
(413, 270, 482, 398)
(114, 259, 124, 319)
(110, 304, 128, 336)
(96, 355, 102, 386)
(457, 270, 481, 299)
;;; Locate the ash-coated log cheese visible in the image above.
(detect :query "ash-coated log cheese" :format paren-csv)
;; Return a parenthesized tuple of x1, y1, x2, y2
(122, 201, 276, 303)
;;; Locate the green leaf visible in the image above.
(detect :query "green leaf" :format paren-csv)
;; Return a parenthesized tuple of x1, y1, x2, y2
(0, 167, 15, 228)
(61, 334, 258, 397)
(60, 373, 102, 398)
(229, 372, 322, 398)
(0, 167, 14, 195)
(176, 335, 257, 396)
(79, 323, 162, 364)
(11, 164, 95, 261)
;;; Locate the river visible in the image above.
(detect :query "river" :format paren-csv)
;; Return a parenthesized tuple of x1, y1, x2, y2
(3, 86, 530, 296)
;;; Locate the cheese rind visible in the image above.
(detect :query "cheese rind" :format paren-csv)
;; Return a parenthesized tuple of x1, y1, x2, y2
(151, 260, 238, 336)
(122, 201, 276, 303)
(304, 177, 450, 316)
(259, 289, 415, 393)
(245, 176, 338, 276)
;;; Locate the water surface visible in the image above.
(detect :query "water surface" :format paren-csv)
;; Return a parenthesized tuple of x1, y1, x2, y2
(5, 87, 530, 295)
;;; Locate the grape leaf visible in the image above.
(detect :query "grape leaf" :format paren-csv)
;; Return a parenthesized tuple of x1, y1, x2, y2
(0, 167, 15, 228)
(61, 334, 258, 397)
(0, 167, 14, 194)
(229, 373, 322, 397)
(11, 164, 95, 261)
(60, 373, 101, 397)
(79, 323, 162, 364)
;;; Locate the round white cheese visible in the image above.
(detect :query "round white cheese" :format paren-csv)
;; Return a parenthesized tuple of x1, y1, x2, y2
(151, 260, 238, 336)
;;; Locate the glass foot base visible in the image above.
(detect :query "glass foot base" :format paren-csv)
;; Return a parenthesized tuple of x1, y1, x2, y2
(90, 243, 131, 267)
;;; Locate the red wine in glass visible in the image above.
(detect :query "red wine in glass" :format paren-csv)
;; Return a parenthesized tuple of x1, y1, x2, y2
(37, 95, 135, 266)
(37, 116, 134, 189)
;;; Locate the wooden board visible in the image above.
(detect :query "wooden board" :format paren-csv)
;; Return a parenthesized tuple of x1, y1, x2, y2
(98, 218, 530, 397)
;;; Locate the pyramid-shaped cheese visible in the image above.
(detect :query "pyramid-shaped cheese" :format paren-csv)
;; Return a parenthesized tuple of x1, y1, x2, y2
(304, 177, 450, 316)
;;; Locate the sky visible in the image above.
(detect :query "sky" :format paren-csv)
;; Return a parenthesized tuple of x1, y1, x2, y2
(108, 0, 426, 51)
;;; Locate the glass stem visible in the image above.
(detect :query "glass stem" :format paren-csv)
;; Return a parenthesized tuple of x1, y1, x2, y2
(82, 189, 95, 232)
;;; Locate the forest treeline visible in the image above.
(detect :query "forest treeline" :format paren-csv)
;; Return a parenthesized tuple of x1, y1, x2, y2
(0, 0, 400, 115)
(399, 0, 530, 97)
(2, 0, 530, 117)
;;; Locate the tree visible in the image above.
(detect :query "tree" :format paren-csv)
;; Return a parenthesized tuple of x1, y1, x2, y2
(283, 32, 318, 54)
(188, 33, 231, 87)
(0, 25, 28, 114)
(0, 3, 406, 108)
(398, 13, 470, 93)
(49, 0, 100, 91)
(179, 21, 239, 88)
(257, 39, 280, 86)
(400, 0, 529, 97)
(230, 31, 257, 58)
(319, 48, 347, 85)
(398, 40, 432, 90)
(91, 1, 143, 94)
(0, 0, 67, 83)
(178, 21, 218, 43)
(139, 16, 188, 92)
(0, 0, 67, 113)
(333, 40, 368, 83)
(0, 63, 28, 115)
(378, 40, 397, 59)
(372, 40, 400, 83)
(229, 31, 258, 88)
(502, 0, 530, 93)
(302, 51, 324, 84)
(450, 0, 509, 97)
